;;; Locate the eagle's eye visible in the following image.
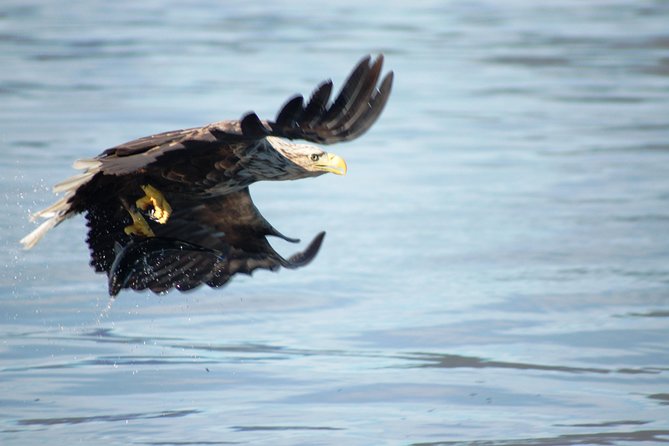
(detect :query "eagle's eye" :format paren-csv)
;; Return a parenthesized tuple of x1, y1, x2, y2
(310, 154, 320, 162)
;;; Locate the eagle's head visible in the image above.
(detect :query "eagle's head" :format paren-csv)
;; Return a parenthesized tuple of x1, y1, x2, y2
(264, 136, 348, 179)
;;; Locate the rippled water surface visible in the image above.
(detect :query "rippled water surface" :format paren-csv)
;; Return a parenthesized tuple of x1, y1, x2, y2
(2, 1, 669, 445)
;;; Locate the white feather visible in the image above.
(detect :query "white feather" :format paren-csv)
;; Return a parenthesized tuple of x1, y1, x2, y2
(30, 196, 69, 221)
(20, 216, 62, 249)
(53, 170, 96, 193)
(22, 157, 101, 249)
(72, 158, 101, 170)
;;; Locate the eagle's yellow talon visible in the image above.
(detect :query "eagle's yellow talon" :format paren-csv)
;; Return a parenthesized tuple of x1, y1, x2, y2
(124, 209, 155, 237)
(137, 184, 172, 224)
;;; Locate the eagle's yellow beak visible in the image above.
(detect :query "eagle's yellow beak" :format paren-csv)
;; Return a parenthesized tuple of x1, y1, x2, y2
(317, 153, 347, 176)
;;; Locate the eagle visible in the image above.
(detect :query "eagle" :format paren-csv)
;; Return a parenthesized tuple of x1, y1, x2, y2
(20, 54, 393, 296)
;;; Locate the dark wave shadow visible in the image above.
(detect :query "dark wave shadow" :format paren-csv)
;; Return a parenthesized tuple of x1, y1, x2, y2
(140, 442, 239, 445)
(82, 327, 184, 344)
(411, 429, 669, 445)
(2, 355, 218, 373)
(230, 425, 343, 432)
(555, 420, 649, 428)
(484, 55, 571, 67)
(623, 311, 669, 318)
(398, 352, 662, 375)
(648, 393, 669, 406)
(17, 409, 199, 426)
(140, 442, 238, 446)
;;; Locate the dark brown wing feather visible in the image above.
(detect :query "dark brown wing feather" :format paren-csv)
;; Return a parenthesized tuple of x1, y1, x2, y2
(108, 232, 324, 296)
(108, 238, 223, 295)
(259, 54, 393, 144)
(85, 187, 324, 295)
(96, 123, 248, 177)
(85, 201, 132, 273)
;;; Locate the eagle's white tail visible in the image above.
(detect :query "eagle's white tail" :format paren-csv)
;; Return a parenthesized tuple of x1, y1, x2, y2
(20, 158, 102, 249)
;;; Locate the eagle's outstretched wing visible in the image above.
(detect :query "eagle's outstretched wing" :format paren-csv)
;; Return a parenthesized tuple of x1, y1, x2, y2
(86, 187, 325, 295)
(108, 232, 324, 296)
(240, 54, 393, 144)
(91, 54, 392, 176)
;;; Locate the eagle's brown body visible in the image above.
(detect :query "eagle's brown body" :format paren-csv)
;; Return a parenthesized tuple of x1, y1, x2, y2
(21, 55, 393, 296)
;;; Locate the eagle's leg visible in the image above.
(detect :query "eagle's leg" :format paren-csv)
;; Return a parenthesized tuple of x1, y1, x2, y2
(123, 208, 155, 237)
(136, 184, 172, 224)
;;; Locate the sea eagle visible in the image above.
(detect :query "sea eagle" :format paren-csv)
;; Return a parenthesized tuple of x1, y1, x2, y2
(21, 55, 393, 296)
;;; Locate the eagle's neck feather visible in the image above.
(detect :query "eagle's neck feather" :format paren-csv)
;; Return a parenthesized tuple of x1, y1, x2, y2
(243, 137, 319, 181)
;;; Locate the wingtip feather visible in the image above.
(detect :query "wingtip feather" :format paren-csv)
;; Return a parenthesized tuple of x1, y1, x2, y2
(20, 217, 60, 249)
(267, 54, 392, 144)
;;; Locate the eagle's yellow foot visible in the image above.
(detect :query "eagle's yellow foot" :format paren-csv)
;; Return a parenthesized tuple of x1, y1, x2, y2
(136, 184, 172, 224)
(123, 209, 155, 237)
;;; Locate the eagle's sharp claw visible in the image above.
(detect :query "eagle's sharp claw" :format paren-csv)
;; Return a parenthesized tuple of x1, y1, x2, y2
(137, 184, 172, 224)
(123, 209, 155, 237)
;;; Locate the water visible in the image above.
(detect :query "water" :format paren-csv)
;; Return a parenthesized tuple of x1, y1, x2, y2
(2, 0, 669, 444)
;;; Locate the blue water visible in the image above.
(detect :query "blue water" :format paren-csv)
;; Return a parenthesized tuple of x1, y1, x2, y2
(2, 1, 669, 445)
